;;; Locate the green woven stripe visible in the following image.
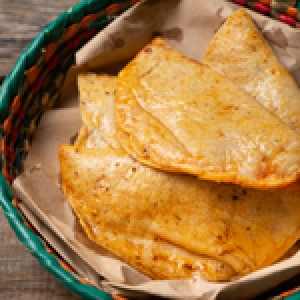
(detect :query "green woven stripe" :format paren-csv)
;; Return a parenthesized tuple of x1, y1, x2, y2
(86, 0, 111, 14)
(0, 79, 11, 117)
(286, 291, 300, 300)
(26, 32, 45, 67)
(44, 11, 68, 43)
(67, 2, 86, 24)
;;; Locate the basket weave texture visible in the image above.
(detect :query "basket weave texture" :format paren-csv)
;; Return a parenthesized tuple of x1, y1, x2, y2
(0, 0, 139, 299)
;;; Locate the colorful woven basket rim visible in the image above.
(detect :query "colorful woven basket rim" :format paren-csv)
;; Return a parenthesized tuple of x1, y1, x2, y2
(0, 0, 138, 299)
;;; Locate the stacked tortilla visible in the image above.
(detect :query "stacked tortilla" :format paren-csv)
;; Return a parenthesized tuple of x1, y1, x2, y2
(59, 8, 300, 281)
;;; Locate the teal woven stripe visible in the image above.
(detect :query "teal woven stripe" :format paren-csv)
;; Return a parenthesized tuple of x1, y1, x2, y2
(286, 291, 300, 300)
(0, 173, 112, 300)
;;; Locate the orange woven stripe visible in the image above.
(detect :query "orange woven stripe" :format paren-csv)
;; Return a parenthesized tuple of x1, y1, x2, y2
(45, 246, 54, 254)
(287, 7, 298, 18)
(280, 287, 297, 298)
(80, 279, 93, 286)
(12, 95, 21, 113)
(113, 296, 128, 300)
(65, 24, 78, 40)
(3, 117, 11, 136)
(106, 3, 121, 15)
(2, 168, 9, 181)
(60, 261, 74, 273)
(12, 198, 18, 210)
(82, 14, 96, 29)
(45, 43, 56, 62)
(259, 0, 271, 5)
(27, 66, 38, 85)
(24, 220, 33, 230)
(0, 140, 6, 155)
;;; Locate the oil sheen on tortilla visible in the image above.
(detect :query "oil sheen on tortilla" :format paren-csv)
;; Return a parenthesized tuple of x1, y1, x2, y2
(65, 73, 300, 281)
(78, 73, 121, 149)
(115, 37, 300, 189)
(60, 144, 300, 279)
(204, 8, 300, 134)
(74, 77, 238, 281)
(60, 144, 237, 281)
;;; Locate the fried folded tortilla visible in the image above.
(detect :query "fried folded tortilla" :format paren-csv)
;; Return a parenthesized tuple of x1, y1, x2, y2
(74, 106, 238, 281)
(204, 8, 300, 134)
(71, 72, 300, 280)
(75, 85, 237, 281)
(75, 125, 109, 149)
(60, 144, 237, 281)
(77, 73, 121, 149)
(60, 144, 300, 278)
(115, 37, 300, 189)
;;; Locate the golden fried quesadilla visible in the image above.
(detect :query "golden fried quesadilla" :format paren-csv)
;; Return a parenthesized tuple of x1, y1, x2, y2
(73, 121, 237, 281)
(59, 144, 300, 278)
(60, 144, 237, 281)
(77, 74, 121, 149)
(204, 8, 300, 134)
(115, 37, 300, 189)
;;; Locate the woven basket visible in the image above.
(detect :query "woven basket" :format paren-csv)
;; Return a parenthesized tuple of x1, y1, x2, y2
(0, 0, 138, 299)
(2, 0, 300, 299)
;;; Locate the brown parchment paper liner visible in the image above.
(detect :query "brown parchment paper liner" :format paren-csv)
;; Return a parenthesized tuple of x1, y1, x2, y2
(12, 0, 300, 298)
